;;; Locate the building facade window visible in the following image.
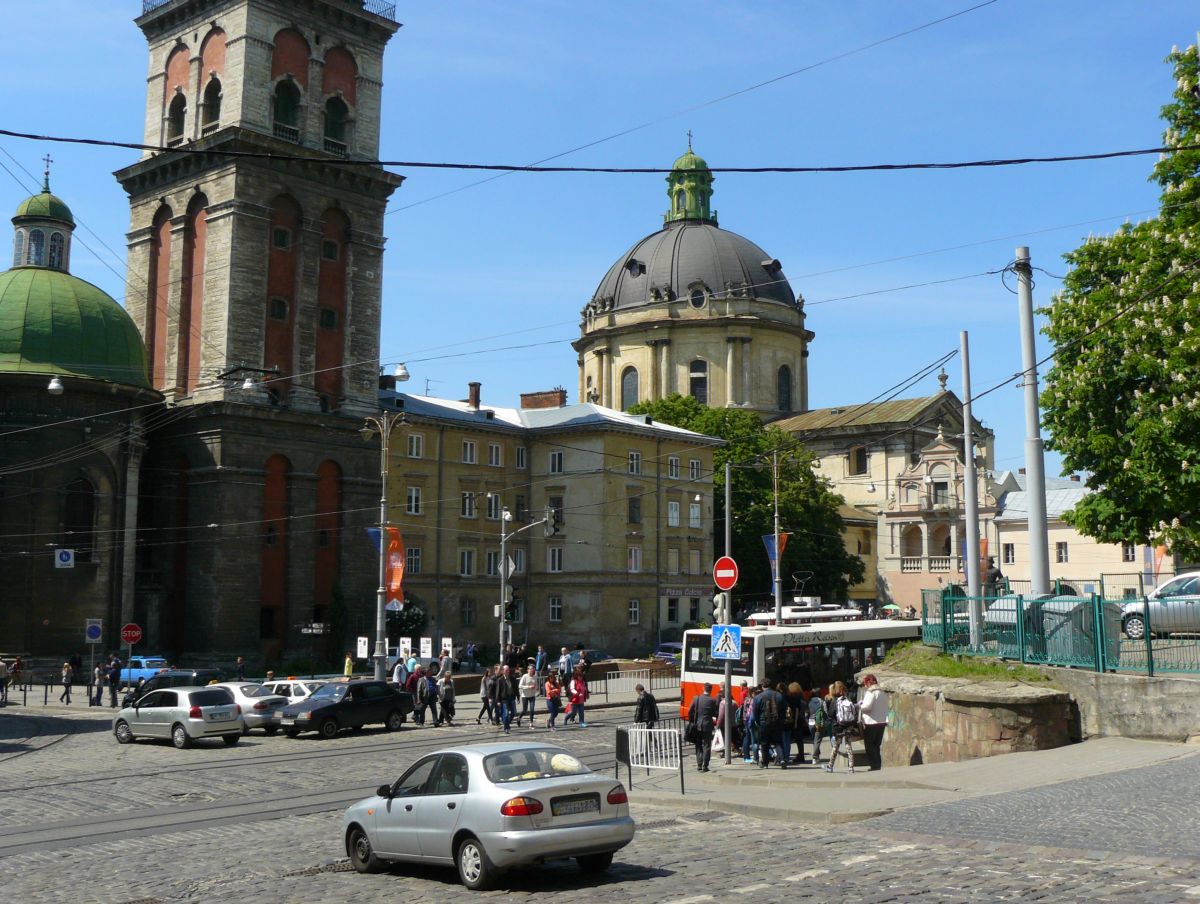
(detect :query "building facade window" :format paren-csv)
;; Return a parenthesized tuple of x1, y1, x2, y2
(407, 433, 424, 458)
(167, 93, 187, 143)
(689, 501, 702, 528)
(667, 548, 680, 574)
(849, 446, 868, 476)
(628, 451, 642, 475)
(628, 598, 640, 625)
(406, 486, 422, 515)
(548, 495, 564, 527)
(548, 546, 563, 573)
(549, 450, 563, 474)
(1055, 541, 1069, 564)
(268, 297, 288, 320)
(667, 501, 680, 527)
(690, 597, 700, 622)
(689, 360, 708, 405)
(1002, 543, 1015, 565)
(689, 459, 701, 481)
(462, 440, 476, 464)
(273, 79, 302, 131)
(549, 595, 563, 623)
(514, 494, 527, 521)
(461, 598, 475, 626)
(620, 366, 639, 411)
(688, 549, 701, 575)
(322, 239, 339, 260)
(486, 494, 502, 520)
(406, 546, 422, 574)
(627, 496, 641, 524)
(667, 598, 679, 622)
(461, 493, 477, 518)
(932, 481, 950, 505)
(48, 233, 65, 270)
(668, 456, 680, 479)
(486, 550, 501, 577)
(458, 549, 475, 576)
(627, 546, 642, 573)
(777, 364, 792, 411)
(318, 308, 337, 330)
(488, 443, 502, 467)
(1122, 543, 1136, 563)
(516, 447, 526, 469)
(26, 229, 44, 266)
(514, 548, 526, 574)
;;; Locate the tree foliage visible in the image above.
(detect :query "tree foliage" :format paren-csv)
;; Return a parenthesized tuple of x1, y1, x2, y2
(1042, 44, 1200, 558)
(629, 394, 865, 605)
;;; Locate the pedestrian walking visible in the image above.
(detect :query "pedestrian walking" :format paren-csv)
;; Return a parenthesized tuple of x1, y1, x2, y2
(423, 668, 442, 726)
(822, 681, 861, 773)
(687, 683, 718, 772)
(753, 680, 788, 768)
(0, 657, 8, 705)
(464, 641, 478, 672)
(534, 644, 548, 679)
(740, 685, 759, 764)
(59, 662, 73, 704)
(91, 662, 105, 706)
(437, 671, 456, 725)
(810, 690, 834, 763)
(343, 652, 354, 678)
(634, 683, 659, 729)
(565, 666, 589, 727)
(517, 665, 538, 728)
(786, 681, 810, 764)
(107, 658, 120, 707)
(235, 656, 246, 681)
(556, 646, 572, 680)
(476, 666, 496, 724)
(391, 657, 409, 689)
(544, 672, 563, 730)
(858, 674, 889, 771)
(495, 664, 519, 733)
(405, 666, 427, 724)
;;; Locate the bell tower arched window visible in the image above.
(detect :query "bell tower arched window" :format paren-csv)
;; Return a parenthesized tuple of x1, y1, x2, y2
(689, 359, 708, 405)
(273, 80, 302, 142)
(620, 366, 639, 411)
(202, 78, 222, 131)
(26, 229, 45, 266)
(166, 93, 187, 144)
(12, 229, 23, 267)
(777, 364, 792, 412)
(323, 96, 350, 155)
(48, 232, 65, 270)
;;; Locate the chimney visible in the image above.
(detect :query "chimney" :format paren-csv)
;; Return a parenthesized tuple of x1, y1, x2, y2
(1019, 467, 1027, 475)
(1070, 474, 1081, 482)
(520, 388, 568, 410)
(467, 381, 481, 410)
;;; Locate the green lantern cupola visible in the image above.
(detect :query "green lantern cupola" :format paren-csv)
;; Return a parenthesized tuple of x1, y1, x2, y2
(12, 160, 75, 273)
(664, 139, 716, 226)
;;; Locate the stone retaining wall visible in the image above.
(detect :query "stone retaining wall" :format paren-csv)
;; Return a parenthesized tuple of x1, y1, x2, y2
(873, 671, 1073, 766)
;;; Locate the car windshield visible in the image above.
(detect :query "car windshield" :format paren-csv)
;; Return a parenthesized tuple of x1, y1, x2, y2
(309, 684, 347, 701)
(484, 748, 592, 783)
(144, 659, 168, 667)
(189, 689, 232, 706)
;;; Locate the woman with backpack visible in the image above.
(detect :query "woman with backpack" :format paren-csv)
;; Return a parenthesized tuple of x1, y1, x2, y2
(810, 690, 835, 763)
(437, 671, 456, 725)
(822, 681, 861, 773)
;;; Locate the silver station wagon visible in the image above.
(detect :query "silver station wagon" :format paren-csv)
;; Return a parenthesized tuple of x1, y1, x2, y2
(112, 686, 244, 749)
(342, 742, 635, 889)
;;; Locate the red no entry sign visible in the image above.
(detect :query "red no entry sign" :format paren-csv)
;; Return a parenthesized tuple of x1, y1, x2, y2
(121, 622, 143, 646)
(713, 556, 739, 591)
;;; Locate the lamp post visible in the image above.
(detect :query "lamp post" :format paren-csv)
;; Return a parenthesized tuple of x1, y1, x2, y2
(772, 448, 784, 626)
(360, 409, 406, 681)
(497, 502, 555, 657)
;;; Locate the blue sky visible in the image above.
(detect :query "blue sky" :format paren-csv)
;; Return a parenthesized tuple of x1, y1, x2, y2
(1, 1, 1196, 475)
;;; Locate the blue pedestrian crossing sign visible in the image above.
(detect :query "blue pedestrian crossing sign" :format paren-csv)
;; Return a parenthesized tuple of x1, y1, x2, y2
(711, 624, 741, 660)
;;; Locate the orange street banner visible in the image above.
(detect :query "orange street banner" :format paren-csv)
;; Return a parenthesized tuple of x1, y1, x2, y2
(386, 527, 405, 604)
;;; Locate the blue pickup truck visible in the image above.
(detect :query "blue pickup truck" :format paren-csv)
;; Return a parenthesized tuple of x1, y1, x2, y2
(120, 656, 169, 687)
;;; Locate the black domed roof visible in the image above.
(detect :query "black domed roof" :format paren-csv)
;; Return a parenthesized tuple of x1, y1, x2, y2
(592, 220, 796, 311)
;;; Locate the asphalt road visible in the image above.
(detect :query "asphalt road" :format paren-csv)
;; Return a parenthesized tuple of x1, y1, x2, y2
(3, 708, 1199, 903)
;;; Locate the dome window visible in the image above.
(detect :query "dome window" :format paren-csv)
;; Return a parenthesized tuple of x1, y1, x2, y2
(625, 259, 644, 277)
(26, 229, 45, 266)
(621, 366, 639, 411)
(689, 288, 706, 309)
(166, 93, 187, 145)
(777, 365, 792, 412)
(675, 190, 686, 213)
(12, 229, 23, 267)
(48, 232, 65, 270)
(689, 359, 708, 405)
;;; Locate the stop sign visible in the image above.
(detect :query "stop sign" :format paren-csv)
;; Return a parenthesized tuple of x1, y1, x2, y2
(713, 556, 739, 591)
(120, 622, 142, 645)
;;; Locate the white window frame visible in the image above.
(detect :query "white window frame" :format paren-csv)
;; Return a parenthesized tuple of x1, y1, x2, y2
(406, 486, 422, 515)
(514, 547, 526, 574)
(461, 493, 477, 518)
(668, 456, 680, 479)
(1055, 541, 1069, 564)
(1002, 543, 1015, 566)
(458, 549, 475, 576)
(549, 450, 563, 474)
(667, 597, 679, 623)
(516, 446, 527, 469)
(627, 546, 642, 573)
(548, 595, 563, 623)
(689, 501, 702, 528)
(486, 494, 502, 520)
(689, 459, 701, 481)
(462, 440, 477, 464)
(688, 549, 701, 575)
(1122, 543, 1136, 563)
(405, 546, 422, 574)
(628, 598, 640, 626)
(486, 550, 501, 577)
(628, 451, 642, 475)
(667, 501, 680, 527)
(488, 443, 502, 467)
(407, 433, 424, 458)
(548, 545, 564, 573)
(667, 548, 680, 575)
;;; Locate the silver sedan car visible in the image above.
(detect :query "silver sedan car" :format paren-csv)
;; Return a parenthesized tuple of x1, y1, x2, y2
(112, 686, 244, 748)
(214, 682, 288, 734)
(342, 743, 634, 889)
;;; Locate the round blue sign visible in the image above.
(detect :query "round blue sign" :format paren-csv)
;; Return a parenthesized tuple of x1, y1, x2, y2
(86, 623, 102, 641)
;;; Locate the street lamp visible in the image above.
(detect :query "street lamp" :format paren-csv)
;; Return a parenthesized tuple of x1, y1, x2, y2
(360, 409, 406, 681)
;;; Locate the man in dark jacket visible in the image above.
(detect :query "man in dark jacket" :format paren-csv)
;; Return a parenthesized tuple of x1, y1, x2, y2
(687, 683, 719, 772)
(753, 679, 789, 769)
(495, 664, 519, 734)
(634, 683, 659, 729)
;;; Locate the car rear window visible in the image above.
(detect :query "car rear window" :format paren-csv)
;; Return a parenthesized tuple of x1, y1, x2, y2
(484, 748, 592, 783)
(189, 689, 233, 707)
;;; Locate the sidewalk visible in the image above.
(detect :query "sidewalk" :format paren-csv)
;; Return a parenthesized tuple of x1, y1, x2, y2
(629, 736, 1200, 824)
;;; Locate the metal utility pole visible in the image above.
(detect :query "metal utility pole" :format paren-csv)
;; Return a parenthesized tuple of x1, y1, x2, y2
(772, 449, 784, 625)
(1016, 247, 1051, 597)
(360, 410, 406, 681)
(961, 331, 982, 647)
(498, 504, 555, 659)
(723, 459, 733, 766)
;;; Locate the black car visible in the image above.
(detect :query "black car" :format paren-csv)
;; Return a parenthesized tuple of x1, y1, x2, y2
(279, 679, 414, 739)
(122, 668, 225, 706)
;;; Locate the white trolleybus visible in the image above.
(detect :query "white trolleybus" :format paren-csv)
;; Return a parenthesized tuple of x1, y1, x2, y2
(679, 619, 920, 716)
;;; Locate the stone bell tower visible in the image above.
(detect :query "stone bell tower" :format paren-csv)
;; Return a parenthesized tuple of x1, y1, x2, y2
(115, 0, 404, 662)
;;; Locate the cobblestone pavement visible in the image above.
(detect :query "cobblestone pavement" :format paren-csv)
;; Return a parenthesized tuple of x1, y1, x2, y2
(4, 709, 1200, 903)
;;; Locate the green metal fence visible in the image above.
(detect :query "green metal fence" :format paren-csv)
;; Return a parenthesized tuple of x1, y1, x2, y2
(920, 587, 1200, 676)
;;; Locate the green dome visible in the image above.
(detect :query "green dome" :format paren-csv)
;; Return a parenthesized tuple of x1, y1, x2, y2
(0, 267, 150, 388)
(671, 149, 709, 172)
(14, 190, 75, 225)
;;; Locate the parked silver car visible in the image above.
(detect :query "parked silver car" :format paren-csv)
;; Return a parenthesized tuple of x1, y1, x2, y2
(260, 678, 326, 705)
(112, 686, 244, 748)
(214, 682, 288, 734)
(1122, 572, 1200, 639)
(342, 743, 634, 889)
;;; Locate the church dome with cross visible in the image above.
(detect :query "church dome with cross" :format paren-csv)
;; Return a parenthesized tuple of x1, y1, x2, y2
(573, 144, 814, 417)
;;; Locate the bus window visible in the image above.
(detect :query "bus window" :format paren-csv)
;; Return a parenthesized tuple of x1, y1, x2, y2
(683, 634, 752, 677)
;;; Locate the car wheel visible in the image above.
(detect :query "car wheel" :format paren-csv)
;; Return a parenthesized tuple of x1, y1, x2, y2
(577, 852, 614, 873)
(171, 724, 192, 749)
(348, 826, 383, 874)
(222, 734, 240, 747)
(457, 836, 494, 890)
(385, 710, 404, 731)
(284, 728, 300, 739)
(1123, 614, 1146, 640)
(264, 726, 280, 736)
(114, 720, 133, 744)
(319, 718, 339, 739)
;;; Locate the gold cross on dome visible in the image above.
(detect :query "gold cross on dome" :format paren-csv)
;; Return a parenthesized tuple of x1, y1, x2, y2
(41, 154, 53, 189)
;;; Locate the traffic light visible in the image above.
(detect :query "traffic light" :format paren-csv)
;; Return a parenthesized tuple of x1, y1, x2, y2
(505, 597, 520, 622)
(543, 504, 560, 536)
(713, 592, 729, 624)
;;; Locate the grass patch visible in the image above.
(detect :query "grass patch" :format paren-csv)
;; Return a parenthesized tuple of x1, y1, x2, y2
(883, 641, 1054, 684)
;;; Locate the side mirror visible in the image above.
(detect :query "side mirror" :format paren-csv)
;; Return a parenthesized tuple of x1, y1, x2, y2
(377, 784, 393, 799)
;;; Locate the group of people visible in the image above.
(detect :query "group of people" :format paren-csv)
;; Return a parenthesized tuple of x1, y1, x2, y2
(686, 674, 889, 774)
(474, 661, 591, 733)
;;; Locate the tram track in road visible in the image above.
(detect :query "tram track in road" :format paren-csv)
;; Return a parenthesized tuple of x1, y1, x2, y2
(0, 713, 80, 766)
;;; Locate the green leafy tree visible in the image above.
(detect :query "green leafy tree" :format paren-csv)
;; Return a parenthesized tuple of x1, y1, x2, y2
(386, 591, 428, 642)
(1042, 44, 1200, 558)
(629, 395, 865, 603)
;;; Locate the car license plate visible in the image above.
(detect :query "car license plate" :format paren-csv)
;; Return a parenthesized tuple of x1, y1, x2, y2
(551, 795, 599, 816)
(282, 717, 295, 726)
(210, 712, 232, 721)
